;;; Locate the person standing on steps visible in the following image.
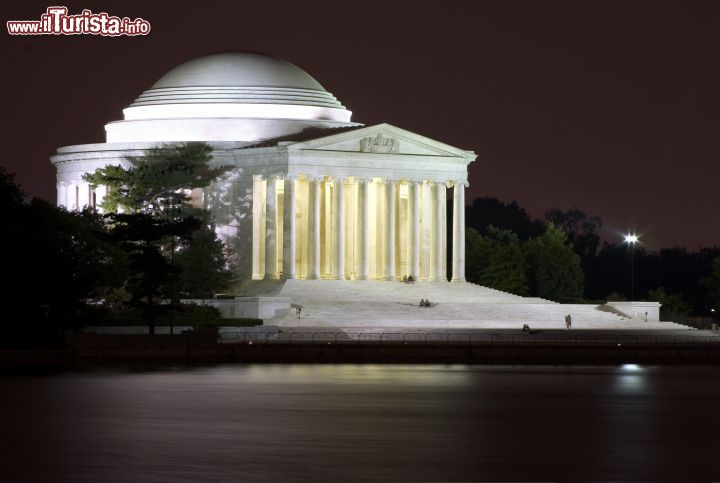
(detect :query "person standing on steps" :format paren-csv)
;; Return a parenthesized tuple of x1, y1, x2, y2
(565, 314, 572, 329)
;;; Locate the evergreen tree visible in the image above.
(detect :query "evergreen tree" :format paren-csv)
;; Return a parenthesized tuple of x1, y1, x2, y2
(84, 143, 232, 332)
(106, 213, 201, 334)
(84, 142, 227, 216)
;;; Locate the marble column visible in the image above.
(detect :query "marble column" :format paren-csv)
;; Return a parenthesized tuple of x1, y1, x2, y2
(452, 181, 467, 282)
(56, 182, 67, 208)
(432, 181, 446, 281)
(410, 180, 422, 280)
(251, 176, 263, 280)
(78, 182, 90, 209)
(69, 183, 77, 210)
(385, 179, 396, 281)
(308, 176, 322, 279)
(333, 177, 346, 280)
(358, 178, 372, 280)
(282, 175, 297, 279)
(264, 175, 279, 280)
(95, 185, 107, 211)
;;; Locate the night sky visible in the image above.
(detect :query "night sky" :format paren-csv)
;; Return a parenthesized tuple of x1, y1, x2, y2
(2, 1, 718, 249)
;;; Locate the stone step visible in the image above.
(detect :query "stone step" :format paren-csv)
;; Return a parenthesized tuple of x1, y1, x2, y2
(236, 279, 690, 331)
(277, 301, 629, 320)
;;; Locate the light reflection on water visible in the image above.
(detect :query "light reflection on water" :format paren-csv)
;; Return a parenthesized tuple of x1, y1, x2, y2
(1, 364, 718, 482)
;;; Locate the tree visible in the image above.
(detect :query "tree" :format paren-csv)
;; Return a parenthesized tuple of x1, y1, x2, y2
(466, 197, 545, 242)
(701, 257, 720, 314)
(647, 287, 691, 319)
(25, 203, 128, 326)
(84, 143, 232, 332)
(173, 226, 233, 299)
(465, 227, 528, 295)
(524, 223, 584, 301)
(84, 142, 227, 216)
(106, 213, 200, 334)
(0, 166, 23, 209)
(0, 168, 126, 342)
(585, 244, 720, 312)
(465, 228, 487, 285)
(545, 207, 602, 263)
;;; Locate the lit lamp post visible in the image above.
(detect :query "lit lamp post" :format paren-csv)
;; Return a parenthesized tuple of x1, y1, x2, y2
(624, 234, 639, 301)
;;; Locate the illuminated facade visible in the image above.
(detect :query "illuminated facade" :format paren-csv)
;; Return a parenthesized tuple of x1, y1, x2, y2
(51, 52, 476, 283)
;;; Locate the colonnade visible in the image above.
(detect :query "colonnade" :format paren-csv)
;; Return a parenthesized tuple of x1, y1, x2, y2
(257, 175, 466, 282)
(56, 181, 105, 211)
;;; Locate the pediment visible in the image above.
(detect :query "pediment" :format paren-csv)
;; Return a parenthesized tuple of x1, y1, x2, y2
(287, 123, 476, 160)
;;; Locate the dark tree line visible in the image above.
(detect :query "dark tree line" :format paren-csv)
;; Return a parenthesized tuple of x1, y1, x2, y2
(0, 144, 233, 344)
(585, 244, 720, 315)
(458, 197, 720, 317)
(0, 168, 126, 344)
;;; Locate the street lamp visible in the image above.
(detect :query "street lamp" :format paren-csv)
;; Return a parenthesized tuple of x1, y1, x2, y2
(624, 234, 639, 300)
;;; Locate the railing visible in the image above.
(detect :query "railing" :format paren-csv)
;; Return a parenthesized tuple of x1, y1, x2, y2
(220, 331, 720, 346)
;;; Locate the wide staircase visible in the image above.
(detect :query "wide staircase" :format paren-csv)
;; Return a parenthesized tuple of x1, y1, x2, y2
(239, 279, 690, 330)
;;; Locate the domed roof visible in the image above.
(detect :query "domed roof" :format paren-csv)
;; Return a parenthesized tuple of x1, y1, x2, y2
(150, 52, 326, 91)
(108, 52, 356, 143)
(128, 51, 346, 111)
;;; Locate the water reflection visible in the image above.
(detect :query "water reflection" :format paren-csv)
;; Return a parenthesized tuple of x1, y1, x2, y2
(1, 365, 718, 482)
(615, 364, 648, 392)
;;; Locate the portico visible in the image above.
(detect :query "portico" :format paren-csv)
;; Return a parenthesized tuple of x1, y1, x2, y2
(254, 173, 467, 282)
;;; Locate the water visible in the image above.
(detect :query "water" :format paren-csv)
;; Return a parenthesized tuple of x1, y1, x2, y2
(1, 365, 718, 482)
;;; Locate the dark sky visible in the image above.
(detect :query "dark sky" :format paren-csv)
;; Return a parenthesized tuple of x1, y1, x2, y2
(2, 1, 718, 249)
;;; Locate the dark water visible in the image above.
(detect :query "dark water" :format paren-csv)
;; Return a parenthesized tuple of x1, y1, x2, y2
(1, 365, 719, 482)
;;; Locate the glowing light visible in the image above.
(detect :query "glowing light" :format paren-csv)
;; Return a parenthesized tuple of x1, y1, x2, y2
(621, 363, 642, 371)
(624, 234, 639, 243)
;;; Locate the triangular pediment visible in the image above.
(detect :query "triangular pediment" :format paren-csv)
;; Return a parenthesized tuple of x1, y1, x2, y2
(287, 123, 476, 160)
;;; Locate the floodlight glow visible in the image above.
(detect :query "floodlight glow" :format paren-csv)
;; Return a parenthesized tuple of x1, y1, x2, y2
(624, 234, 639, 243)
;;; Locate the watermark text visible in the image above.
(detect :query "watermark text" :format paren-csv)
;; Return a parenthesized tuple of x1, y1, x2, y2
(7, 6, 151, 36)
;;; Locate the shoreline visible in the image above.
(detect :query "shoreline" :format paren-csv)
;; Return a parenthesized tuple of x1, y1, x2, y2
(2, 329, 720, 367)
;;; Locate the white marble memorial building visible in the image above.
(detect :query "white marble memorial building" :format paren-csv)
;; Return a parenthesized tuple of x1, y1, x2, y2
(51, 52, 475, 284)
(52, 51, 671, 327)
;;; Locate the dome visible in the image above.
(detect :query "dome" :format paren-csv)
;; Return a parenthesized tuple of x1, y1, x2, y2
(128, 51, 346, 111)
(151, 52, 326, 90)
(106, 52, 357, 143)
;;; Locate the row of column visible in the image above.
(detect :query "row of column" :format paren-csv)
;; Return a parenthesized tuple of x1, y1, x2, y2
(57, 181, 106, 211)
(263, 175, 466, 282)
